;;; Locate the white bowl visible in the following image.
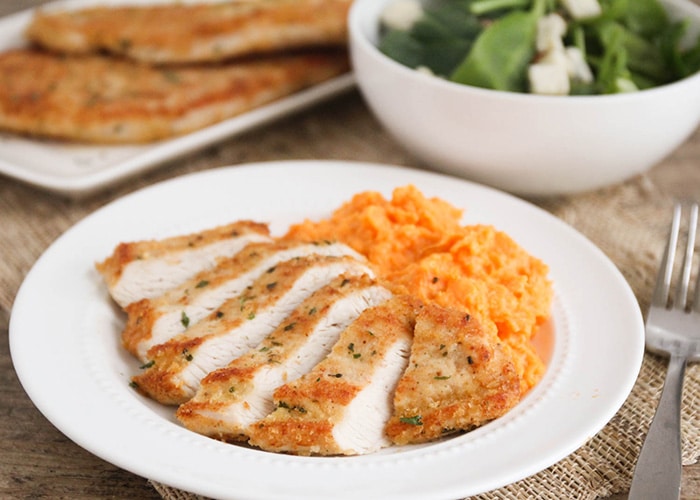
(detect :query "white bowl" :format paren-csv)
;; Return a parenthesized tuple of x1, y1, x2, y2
(349, 0, 700, 196)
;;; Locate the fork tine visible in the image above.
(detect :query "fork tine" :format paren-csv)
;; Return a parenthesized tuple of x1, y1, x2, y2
(653, 204, 681, 308)
(688, 202, 700, 312)
(676, 203, 697, 310)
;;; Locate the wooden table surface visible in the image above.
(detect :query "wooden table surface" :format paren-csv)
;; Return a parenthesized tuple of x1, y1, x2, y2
(1, 1, 699, 499)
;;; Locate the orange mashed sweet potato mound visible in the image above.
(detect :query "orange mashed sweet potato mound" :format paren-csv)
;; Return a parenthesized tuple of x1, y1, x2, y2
(284, 185, 552, 394)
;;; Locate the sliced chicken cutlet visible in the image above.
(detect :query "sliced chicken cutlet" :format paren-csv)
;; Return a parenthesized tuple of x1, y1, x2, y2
(96, 220, 271, 308)
(26, 0, 352, 64)
(0, 48, 349, 143)
(385, 304, 521, 445)
(248, 296, 416, 456)
(132, 255, 373, 404)
(176, 274, 392, 441)
(122, 240, 364, 361)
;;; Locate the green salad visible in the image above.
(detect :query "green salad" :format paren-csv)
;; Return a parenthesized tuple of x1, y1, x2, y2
(378, 0, 700, 94)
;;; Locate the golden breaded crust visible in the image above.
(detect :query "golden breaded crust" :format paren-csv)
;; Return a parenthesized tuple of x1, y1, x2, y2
(0, 48, 349, 143)
(95, 220, 270, 289)
(248, 296, 416, 455)
(132, 255, 371, 404)
(176, 274, 384, 442)
(385, 303, 521, 445)
(26, 0, 352, 64)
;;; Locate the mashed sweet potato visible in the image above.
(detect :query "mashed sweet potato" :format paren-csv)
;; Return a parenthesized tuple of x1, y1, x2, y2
(284, 185, 552, 393)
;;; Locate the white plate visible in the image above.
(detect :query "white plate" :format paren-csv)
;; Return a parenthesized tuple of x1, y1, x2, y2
(0, 1, 354, 197)
(10, 161, 645, 500)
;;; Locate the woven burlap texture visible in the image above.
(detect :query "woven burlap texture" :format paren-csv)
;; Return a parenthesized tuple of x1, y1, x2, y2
(141, 174, 697, 500)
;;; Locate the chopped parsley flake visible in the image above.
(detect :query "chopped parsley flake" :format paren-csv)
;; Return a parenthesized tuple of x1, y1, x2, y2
(399, 415, 423, 426)
(162, 70, 181, 84)
(277, 401, 307, 413)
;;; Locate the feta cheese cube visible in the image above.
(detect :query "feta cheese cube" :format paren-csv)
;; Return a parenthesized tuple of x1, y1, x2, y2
(528, 62, 570, 95)
(415, 66, 435, 76)
(561, 0, 602, 20)
(537, 14, 567, 53)
(540, 47, 569, 68)
(615, 77, 639, 93)
(380, 0, 424, 31)
(565, 47, 594, 83)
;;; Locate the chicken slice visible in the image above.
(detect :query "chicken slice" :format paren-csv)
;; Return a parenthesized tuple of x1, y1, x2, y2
(385, 304, 521, 445)
(96, 221, 271, 308)
(132, 255, 373, 404)
(122, 240, 364, 361)
(247, 296, 416, 456)
(176, 275, 392, 441)
(26, 0, 352, 64)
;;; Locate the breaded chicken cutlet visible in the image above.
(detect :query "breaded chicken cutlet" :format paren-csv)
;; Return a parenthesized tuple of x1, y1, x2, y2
(0, 48, 349, 143)
(116, 240, 364, 361)
(385, 303, 521, 445)
(96, 220, 272, 308)
(98, 221, 525, 456)
(176, 274, 391, 442)
(26, 0, 352, 64)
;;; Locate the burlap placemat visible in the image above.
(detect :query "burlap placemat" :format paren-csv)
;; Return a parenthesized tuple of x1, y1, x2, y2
(149, 173, 700, 500)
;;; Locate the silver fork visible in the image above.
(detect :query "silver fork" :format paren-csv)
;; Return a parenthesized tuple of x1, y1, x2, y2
(628, 202, 700, 500)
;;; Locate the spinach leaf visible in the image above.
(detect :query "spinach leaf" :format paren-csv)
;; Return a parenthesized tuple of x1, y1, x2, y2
(624, 0, 669, 37)
(594, 23, 636, 93)
(469, 0, 530, 16)
(415, 1, 481, 40)
(379, 0, 482, 76)
(450, 0, 545, 92)
(422, 39, 476, 75)
(660, 18, 700, 78)
(680, 37, 700, 76)
(595, 21, 670, 84)
(619, 26, 670, 81)
(379, 29, 425, 70)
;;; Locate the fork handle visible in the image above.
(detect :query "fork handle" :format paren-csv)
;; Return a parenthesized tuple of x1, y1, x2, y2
(628, 353, 686, 500)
